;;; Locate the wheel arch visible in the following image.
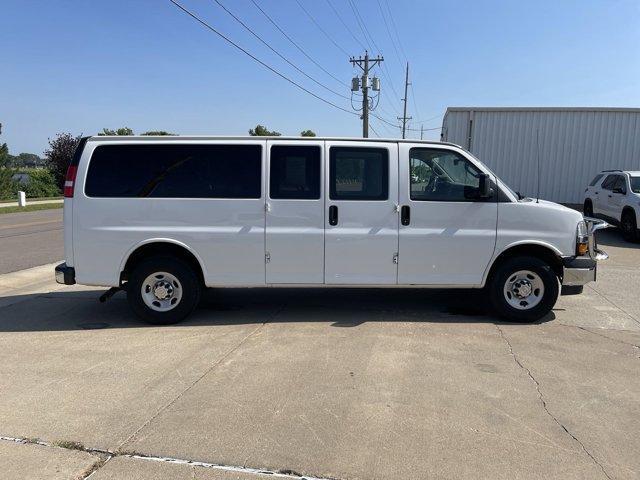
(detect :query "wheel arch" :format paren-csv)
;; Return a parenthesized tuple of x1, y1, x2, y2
(120, 239, 206, 286)
(483, 242, 563, 287)
(621, 205, 636, 222)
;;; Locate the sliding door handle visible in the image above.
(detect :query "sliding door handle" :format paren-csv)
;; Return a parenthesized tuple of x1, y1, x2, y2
(329, 205, 338, 226)
(401, 205, 411, 226)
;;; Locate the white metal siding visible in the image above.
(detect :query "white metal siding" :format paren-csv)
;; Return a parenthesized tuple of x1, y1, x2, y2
(442, 108, 640, 204)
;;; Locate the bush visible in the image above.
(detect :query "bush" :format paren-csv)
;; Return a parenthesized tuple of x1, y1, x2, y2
(13, 169, 61, 198)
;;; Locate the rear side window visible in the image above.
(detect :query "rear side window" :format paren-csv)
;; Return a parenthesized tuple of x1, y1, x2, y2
(589, 174, 604, 186)
(329, 147, 388, 200)
(85, 144, 262, 198)
(269, 145, 321, 199)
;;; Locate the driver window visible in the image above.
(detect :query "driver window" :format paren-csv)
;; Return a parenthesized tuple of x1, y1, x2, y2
(410, 148, 483, 202)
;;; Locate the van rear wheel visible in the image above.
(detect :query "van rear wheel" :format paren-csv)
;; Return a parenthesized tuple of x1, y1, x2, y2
(489, 256, 559, 322)
(127, 256, 201, 325)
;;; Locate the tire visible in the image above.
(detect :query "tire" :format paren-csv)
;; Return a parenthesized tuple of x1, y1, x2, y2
(583, 200, 593, 217)
(489, 256, 559, 322)
(621, 210, 638, 242)
(127, 256, 201, 325)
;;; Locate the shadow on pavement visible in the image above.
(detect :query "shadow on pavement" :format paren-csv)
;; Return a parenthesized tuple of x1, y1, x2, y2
(596, 228, 640, 248)
(0, 286, 555, 332)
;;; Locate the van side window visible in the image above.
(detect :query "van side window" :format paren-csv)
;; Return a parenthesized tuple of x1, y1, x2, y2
(329, 147, 388, 200)
(85, 144, 262, 198)
(410, 148, 483, 202)
(270, 146, 321, 199)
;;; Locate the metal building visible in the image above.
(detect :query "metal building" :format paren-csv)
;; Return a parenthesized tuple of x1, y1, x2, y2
(441, 107, 640, 204)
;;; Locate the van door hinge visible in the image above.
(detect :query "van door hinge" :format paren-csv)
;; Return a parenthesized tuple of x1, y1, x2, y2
(265, 252, 271, 263)
(393, 253, 399, 264)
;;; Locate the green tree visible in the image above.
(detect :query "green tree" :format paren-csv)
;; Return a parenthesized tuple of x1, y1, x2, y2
(11, 152, 43, 168)
(0, 142, 16, 199)
(141, 131, 176, 136)
(249, 124, 281, 136)
(300, 129, 316, 137)
(44, 133, 81, 189)
(98, 127, 134, 136)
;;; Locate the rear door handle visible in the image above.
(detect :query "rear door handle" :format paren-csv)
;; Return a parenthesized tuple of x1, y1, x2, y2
(329, 205, 338, 226)
(401, 205, 411, 226)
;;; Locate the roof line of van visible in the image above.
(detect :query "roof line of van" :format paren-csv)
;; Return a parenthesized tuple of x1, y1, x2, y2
(85, 136, 462, 148)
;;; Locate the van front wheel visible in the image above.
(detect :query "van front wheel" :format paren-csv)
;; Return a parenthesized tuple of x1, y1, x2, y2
(489, 256, 559, 322)
(127, 256, 201, 325)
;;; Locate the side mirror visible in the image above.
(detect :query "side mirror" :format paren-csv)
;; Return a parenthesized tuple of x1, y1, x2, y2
(464, 173, 493, 200)
(478, 173, 492, 198)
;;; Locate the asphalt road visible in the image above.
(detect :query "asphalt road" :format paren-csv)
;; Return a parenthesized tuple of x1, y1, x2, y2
(0, 209, 63, 274)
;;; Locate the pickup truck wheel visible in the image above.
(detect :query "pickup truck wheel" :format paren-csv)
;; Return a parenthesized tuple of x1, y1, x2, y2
(489, 256, 559, 322)
(583, 200, 593, 217)
(621, 210, 638, 242)
(127, 256, 201, 325)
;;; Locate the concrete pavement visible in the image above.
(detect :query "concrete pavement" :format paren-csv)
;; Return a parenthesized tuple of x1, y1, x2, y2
(0, 208, 63, 273)
(0, 230, 638, 479)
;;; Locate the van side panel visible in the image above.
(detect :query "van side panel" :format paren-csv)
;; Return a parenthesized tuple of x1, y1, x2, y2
(72, 140, 266, 287)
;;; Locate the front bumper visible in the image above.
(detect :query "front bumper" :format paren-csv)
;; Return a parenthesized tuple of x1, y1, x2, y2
(561, 217, 610, 292)
(55, 263, 76, 285)
(562, 256, 596, 287)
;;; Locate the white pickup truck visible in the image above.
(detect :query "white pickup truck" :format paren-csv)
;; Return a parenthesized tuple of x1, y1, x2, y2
(55, 136, 608, 324)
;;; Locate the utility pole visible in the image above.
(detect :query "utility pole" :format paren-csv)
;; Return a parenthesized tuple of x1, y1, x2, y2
(398, 62, 412, 139)
(350, 51, 383, 138)
(420, 124, 424, 140)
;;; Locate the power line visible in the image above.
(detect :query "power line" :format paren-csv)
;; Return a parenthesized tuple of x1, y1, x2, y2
(383, 0, 408, 62)
(376, 0, 403, 67)
(169, 0, 357, 117)
(324, 0, 367, 51)
(211, 0, 348, 100)
(294, 0, 349, 56)
(249, 0, 347, 88)
(346, 0, 402, 115)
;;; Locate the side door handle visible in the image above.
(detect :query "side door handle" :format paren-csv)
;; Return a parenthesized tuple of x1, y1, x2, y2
(329, 205, 338, 226)
(401, 205, 411, 226)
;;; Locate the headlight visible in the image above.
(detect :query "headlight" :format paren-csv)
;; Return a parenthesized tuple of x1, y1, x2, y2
(576, 221, 589, 256)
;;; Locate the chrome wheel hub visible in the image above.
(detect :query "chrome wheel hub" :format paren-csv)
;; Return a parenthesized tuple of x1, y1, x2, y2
(141, 272, 182, 312)
(503, 270, 544, 310)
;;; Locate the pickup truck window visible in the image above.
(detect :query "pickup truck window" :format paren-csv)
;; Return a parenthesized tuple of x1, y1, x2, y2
(409, 148, 483, 202)
(329, 147, 388, 200)
(631, 177, 640, 193)
(270, 145, 320, 200)
(85, 144, 262, 198)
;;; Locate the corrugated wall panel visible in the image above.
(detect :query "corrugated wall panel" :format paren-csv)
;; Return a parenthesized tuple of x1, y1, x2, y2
(442, 109, 640, 203)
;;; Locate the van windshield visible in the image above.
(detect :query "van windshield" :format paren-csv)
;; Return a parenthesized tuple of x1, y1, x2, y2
(631, 176, 640, 193)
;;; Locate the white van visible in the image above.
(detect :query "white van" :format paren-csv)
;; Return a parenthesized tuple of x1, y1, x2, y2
(55, 136, 608, 324)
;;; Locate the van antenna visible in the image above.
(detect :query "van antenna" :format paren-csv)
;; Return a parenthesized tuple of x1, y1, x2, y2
(535, 128, 541, 203)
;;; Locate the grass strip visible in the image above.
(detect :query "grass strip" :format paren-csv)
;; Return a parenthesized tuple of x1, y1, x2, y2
(0, 203, 63, 215)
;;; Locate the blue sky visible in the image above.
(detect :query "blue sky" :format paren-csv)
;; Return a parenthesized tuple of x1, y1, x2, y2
(1, 0, 639, 154)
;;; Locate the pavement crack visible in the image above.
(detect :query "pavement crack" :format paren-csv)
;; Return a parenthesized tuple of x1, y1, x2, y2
(116, 302, 288, 451)
(1, 433, 337, 480)
(495, 324, 612, 480)
(573, 325, 640, 350)
(587, 284, 640, 326)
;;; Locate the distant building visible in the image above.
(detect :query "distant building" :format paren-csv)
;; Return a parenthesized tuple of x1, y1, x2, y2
(441, 107, 640, 203)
